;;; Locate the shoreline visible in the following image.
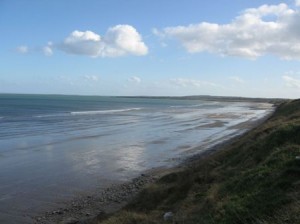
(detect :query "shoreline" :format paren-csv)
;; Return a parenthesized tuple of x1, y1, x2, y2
(33, 107, 276, 224)
(33, 165, 179, 224)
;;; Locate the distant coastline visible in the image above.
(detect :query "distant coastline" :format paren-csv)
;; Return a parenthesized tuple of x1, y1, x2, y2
(0, 92, 287, 103)
(117, 95, 287, 104)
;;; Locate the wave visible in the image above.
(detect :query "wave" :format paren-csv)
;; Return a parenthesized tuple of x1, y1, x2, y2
(34, 113, 69, 118)
(70, 108, 142, 115)
(169, 105, 200, 108)
(33, 108, 142, 118)
(31, 108, 141, 119)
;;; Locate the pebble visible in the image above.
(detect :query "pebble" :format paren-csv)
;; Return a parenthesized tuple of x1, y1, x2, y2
(163, 211, 173, 221)
(61, 217, 78, 224)
(34, 173, 157, 223)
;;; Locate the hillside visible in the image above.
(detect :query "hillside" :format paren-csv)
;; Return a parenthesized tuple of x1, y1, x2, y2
(90, 99, 300, 224)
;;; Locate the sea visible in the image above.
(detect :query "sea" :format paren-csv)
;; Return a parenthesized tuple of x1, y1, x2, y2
(0, 94, 273, 223)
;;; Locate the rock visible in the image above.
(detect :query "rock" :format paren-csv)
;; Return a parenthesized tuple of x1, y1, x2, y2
(296, 156, 300, 160)
(163, 211, 173, 221)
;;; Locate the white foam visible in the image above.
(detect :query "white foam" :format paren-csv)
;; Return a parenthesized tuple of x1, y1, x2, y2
(34, 113, 68, 118)
(70, 108, 141, 115)
(33, 108, 142, 118)
(170, 104, 202, 108)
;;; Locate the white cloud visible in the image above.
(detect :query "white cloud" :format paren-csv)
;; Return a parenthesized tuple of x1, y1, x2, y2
(43, 46, 53, 56)
(128, 76, 141, 84)
(16, 45, 29, 54)
(158, 3, 300, 60)
(84, 75, 99, 82)
(59, 30, 101, 57)
(17, 42, 53, 56)
(170, 78, 219, 88)
(229, 76, 245, 83)
(43, 42, 53, 56)
(58, 25, 148, 57)
(296, 0, 300, 7)
(282, 75, 300, 89)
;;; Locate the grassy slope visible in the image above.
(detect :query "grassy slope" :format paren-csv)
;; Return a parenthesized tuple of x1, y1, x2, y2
(94, 100, 300, 224)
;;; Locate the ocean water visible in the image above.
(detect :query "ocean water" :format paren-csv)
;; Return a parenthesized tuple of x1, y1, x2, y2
(0, 94, 273, 222)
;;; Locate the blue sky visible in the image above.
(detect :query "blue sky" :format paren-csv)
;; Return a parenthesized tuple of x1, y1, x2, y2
(1, 0, 300, 98)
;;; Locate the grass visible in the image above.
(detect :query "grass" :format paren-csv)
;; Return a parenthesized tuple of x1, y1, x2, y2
(92, 100, 300, 224)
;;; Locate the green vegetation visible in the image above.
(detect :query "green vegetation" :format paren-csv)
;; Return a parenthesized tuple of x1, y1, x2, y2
(94, 100, 300, 224)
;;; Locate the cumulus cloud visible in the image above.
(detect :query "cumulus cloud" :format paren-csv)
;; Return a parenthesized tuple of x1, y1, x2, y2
(158, 2, 300, 60)
(58, 25, 148, 57)
(170, 78, 219, 88)
(128, 76, 141, 84)
(282, 75, 300, 89)
(16, 45, 29, 54)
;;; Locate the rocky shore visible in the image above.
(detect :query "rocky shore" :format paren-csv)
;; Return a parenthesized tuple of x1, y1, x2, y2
(32, 167, 174, 224)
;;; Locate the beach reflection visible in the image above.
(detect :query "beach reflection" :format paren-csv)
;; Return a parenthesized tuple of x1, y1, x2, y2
(114, 144, 146, 175)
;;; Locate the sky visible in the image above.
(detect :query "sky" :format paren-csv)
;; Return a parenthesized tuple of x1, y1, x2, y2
(1, 0, 300, 98)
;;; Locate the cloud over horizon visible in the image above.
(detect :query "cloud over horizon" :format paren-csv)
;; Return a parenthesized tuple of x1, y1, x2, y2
(58, 25, 148, 57)
(229, 76, 245, 84)
(170, 78, 220, 88)
(84, 75, 99, 82)
(128, 76, 142, 84)
(158, 2, 300, 60)
(283, 75, 300, 89)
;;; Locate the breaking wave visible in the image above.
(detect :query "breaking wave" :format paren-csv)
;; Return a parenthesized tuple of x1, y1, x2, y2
(70, 108, 142, 115)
